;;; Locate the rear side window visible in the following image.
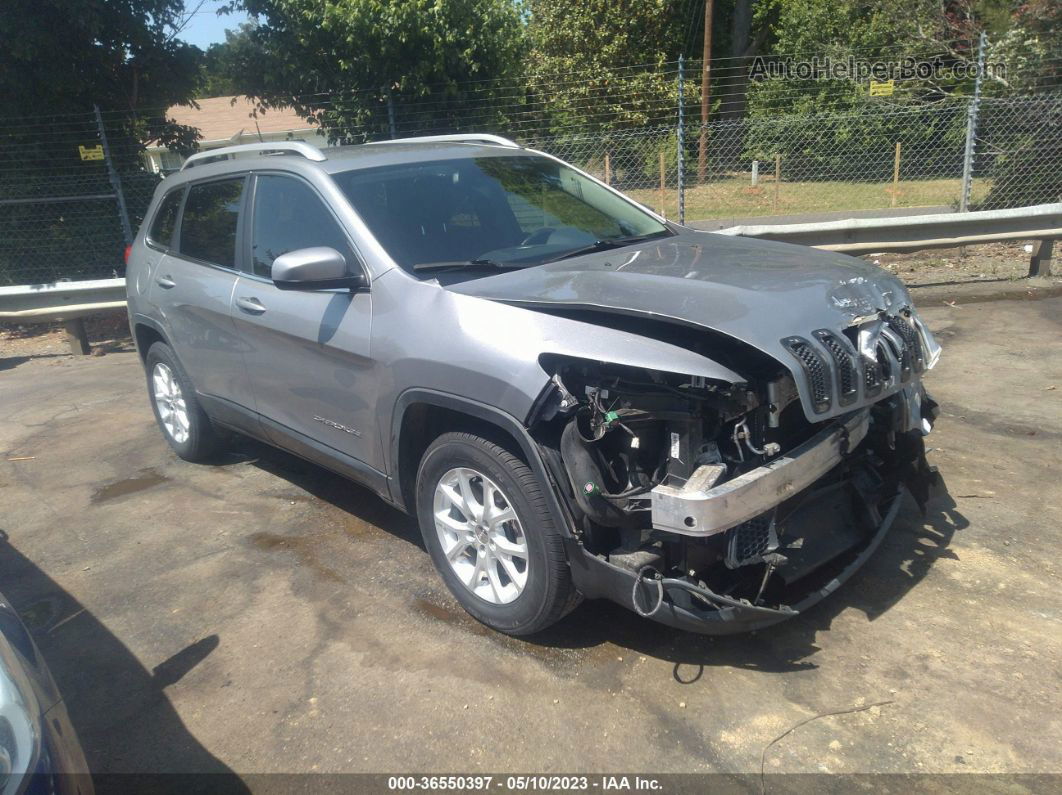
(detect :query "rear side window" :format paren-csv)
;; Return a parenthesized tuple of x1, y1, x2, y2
(148, 188, 183, 248)
(178, 178, 245, 268)
(250, 175, 357, 278)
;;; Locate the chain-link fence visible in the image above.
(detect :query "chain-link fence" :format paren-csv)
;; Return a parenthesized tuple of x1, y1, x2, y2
(524, 93, 1062, 224)
(0, 109, 162, 286)
(2, 61, 1060, 286)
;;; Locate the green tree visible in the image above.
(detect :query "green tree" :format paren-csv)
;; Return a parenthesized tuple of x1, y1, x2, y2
(734, 0, 1019, 185)
(979, 0, 1062, 208)
(525, 0, 692, 133)
(199, 24, 261, 98)
(228, 0, 527, 141)
(0, 0, 203, 284)
(0, 0, 203, 158)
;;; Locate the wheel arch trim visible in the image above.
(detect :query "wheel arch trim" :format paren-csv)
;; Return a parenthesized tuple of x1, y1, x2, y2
(131, 313, 170, 360)
(388, 389, 577, 538)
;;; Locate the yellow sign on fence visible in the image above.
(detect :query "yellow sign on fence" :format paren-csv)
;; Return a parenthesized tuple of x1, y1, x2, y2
(869, 80, 895, 97)
(79, 144, 104, 161)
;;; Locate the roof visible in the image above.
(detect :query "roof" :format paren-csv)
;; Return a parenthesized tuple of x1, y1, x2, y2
(163, 140, 538, 184)
(165, 96, 316, 143)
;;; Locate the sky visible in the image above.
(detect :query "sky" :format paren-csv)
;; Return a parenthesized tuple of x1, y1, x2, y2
(175, 1, 250, 50)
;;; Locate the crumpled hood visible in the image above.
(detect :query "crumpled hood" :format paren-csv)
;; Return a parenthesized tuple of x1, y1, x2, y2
(448, 230, 911, 342)
(446, 230, 921, 421)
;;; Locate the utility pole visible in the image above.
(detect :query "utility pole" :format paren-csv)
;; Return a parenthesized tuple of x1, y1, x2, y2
(697, 0, 713, 181)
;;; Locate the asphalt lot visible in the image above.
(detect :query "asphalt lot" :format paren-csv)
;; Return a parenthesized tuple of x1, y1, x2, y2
(1, 293, 1060, 781)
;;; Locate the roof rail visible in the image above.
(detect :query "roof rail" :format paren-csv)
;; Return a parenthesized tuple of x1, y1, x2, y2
(181, 141, 327, 171)
(366, 133, 520, 149)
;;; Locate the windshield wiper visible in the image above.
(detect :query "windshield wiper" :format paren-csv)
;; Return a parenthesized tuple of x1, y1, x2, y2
(543, 233, 668, 264)
(412, 258, 526, 273)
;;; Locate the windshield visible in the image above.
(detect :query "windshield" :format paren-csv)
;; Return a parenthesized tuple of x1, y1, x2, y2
(332, 154, 671, 274)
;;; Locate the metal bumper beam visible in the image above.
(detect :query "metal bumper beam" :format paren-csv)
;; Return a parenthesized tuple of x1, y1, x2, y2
(650, 410, 870, 536)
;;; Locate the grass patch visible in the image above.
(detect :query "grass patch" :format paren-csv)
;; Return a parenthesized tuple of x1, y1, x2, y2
(626, 177, 992, 221)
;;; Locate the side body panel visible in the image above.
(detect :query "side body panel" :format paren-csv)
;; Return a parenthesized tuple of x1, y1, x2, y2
(231, 275, 377, 465)
(146, 256, 245, 401)
(137, 175, 252, 404)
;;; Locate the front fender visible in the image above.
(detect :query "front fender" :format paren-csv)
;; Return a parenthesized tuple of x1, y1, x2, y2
(387, 389, 579, 538)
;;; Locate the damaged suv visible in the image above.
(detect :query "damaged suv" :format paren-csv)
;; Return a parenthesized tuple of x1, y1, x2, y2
(126, 134, 941, 636)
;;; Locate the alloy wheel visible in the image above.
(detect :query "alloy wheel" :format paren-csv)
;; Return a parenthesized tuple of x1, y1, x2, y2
(432, 467, 530, 604)
(152, 362, 190, 444)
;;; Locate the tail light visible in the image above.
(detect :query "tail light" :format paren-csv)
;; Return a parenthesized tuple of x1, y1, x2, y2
(123, 244, 132, 265)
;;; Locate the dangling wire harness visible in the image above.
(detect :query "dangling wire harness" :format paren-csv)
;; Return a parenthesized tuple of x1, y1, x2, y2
(631, 567, 798, 619)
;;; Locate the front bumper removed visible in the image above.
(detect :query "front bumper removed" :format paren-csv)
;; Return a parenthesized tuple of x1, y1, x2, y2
(567, 485, 904, 635)
(649, 410, 871, 537)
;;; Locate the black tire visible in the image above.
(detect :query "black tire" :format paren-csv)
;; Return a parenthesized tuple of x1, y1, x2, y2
(415, 432, 577, 635)
(144, 341, 222, 462)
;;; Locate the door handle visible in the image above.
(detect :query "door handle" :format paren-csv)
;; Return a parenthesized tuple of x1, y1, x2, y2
(155, 275, 176, 289)
(235, 296, 267, 315)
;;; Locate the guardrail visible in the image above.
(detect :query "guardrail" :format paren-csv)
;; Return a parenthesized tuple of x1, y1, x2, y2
(0, 278, 126, 354)
(715, 202, 1060, 277)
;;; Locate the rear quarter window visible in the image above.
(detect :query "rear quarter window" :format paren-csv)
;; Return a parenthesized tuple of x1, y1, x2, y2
(178, 177, 245, 268)
(147, 187, 184, 248)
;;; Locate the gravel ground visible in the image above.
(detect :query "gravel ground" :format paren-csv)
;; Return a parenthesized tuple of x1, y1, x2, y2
(871, 241, 1046, 286)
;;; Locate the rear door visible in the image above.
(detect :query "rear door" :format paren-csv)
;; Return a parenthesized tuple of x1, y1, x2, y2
(230, 172, 378, 469)
(148, 174, 253, 409)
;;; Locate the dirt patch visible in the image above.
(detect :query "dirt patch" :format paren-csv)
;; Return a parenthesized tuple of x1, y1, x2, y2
(91, 467, 169, 504)
(867, 241, 1043, 286)
(247, 530, 345, 583)
(0, 309, 133, 360)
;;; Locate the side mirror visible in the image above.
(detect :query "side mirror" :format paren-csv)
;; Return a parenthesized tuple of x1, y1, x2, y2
(271, 247, 367, 291)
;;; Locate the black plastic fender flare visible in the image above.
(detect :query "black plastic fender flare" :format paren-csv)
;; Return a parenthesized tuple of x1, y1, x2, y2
(387, 388, 580, 538)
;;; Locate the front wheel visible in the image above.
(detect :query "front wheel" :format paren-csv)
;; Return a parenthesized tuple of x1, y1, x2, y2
(415, 432, 577, 635)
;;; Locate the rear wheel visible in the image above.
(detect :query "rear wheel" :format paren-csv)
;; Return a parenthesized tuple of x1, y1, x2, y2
(145, 342, 222, 462)
(416, 432, 576, 635)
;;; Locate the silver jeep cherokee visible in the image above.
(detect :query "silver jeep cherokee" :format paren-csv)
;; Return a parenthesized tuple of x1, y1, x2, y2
(126, 135, 941, 636)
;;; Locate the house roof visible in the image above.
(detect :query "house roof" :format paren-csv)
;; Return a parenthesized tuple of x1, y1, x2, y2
(166, 96, 316, 143)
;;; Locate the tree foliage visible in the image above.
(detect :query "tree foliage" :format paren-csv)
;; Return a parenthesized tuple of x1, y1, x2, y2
(228, 0, 527, 141)
(199, 24, 260, 98)
(979, 0, 1062, 208)
(524, 0, 693, 134)
(0, 0, 205, 284)
(0, 0, 203, 161)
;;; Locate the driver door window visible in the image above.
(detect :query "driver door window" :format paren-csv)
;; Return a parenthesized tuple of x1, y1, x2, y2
(250, 175, 358, 278)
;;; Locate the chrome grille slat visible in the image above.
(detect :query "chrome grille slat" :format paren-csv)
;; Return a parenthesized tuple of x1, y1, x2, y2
(879, 325, 911, 383)
(886, 314, 925, 373)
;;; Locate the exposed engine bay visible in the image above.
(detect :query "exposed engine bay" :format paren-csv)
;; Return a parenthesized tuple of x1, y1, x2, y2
(529, 308, 940, 632)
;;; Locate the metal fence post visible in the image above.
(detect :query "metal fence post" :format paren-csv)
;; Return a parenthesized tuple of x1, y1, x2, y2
(1029, 239, 1054, 277)
(677, 56, 686, 225)
(93, 105, 133, 246)
(959, 32, 987, 212)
